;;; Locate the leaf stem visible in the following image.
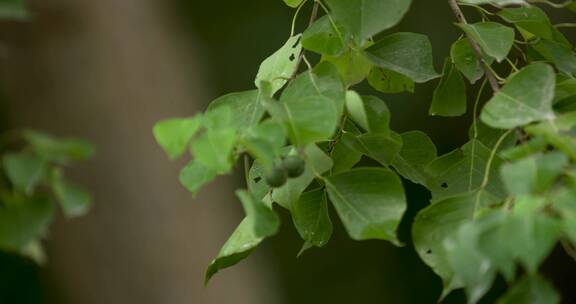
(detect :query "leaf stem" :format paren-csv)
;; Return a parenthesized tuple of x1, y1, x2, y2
(290, 0, 309, 38)
(474, 129, 513, 215)
(472, 78, 488, 140)
(555, 23, 576, 28)
(448, 0, 501, 92)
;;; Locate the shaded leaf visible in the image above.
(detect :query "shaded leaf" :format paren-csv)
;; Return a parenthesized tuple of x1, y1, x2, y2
(391, 131, 437, 185)
(342, 132, 403, 166)
(413, 193, 477, 295)
(3, 153, 47, 195)
(533, 40, 576, 78)
(24, 131, 94, 163)
(457, 22, 515, 62)
(292, 189, 333, 253)
(497, 275, 560, 304)
(205, 190, 279, 284)
(302, 16, 350, 56)
(426, 140, 506, 202)
(324, 0, 412, 44)
(0, 195, 54, 253)
(51, 169, 92, 218)
(325, 167, 406, 243)
(365, 32, 440, 83)
(497, 7, 553, 40)
(481, 63, 556, 129)
(429, 59, 468, 117)
(450, 39, 493, 84)
(367, 67, 415, 94)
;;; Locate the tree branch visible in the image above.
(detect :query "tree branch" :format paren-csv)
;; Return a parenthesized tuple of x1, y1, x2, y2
(448, 0, 500, 92)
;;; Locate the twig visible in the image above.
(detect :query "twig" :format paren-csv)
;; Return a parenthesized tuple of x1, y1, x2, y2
(448, 0, 500, 92)
(290, 1, 319, 79)
(448, 0, 527, 143)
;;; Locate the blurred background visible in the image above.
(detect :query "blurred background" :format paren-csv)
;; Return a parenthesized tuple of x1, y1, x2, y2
(0, 0, 575, 303)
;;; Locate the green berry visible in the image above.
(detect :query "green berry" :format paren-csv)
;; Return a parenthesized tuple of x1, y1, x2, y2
(283, 155, 305, 178)
(265, 166, 288, 188)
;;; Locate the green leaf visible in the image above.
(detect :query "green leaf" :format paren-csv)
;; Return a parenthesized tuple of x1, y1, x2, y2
(302, 16, 350, 57)
(330, 121, 362, 174)
(501, 152, 568, 196)
(497, 275, 560, 304)
(207, 90, 266, 131)
(365, 32, 440, 83)
(413, 193, 477, 295)
(281, 62, 346, 117)
(330, 140, 362, 174)
(391, 131, 437, 185)
(470, 121, 517, 151)
(429, 59, 468, 117)
(3, 153, 47, 195)
(324, 0, 412, 44)
(205, 190, 279, 284)
(345, 91, 369, 131)
(444, 216, 498, 304)
(460, 0, 526, 4)
(500, 136, 547, 160)
(323, 48, 373, 86)
(342, 132, 403, 166)
(325, 167, 406, 243)
(283, 0, 304, 8)
(269, 95, 338, 146)
(292, 189, 333, 253)
(514, 217, 561, 275)
(481, 63, 556, 129)
(190, 129, 237, 174)
(345, 92, 391, 134)
(426, 140, 506, 202)
(533, 40, 576, 78)
(0, 195, 54, 253)
(241, 120, 286, 170)
(153, 116, 202, 159)
(272, 144, 333, 209)
(51, 169, 92, 218)
(450, 39, 493, 84)
(24, 131, 94, 163)
(367, 67, 415, 94)
(179, 161, 217, 197)
(255, 34, 302, 94)
(0, 0, 28, 19)
(497, 7, 553, 40)
(457, 22, 515, 62)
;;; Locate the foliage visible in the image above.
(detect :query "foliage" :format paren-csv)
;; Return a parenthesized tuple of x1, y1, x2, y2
(155, 0, 576, 302)
(0, 130, 94, 262)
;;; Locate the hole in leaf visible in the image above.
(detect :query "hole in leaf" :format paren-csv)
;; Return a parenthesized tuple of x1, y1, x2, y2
(426, 249, 432, 254)
(253, 177, 262, 183)
(289, 54, 296, 61)
(441, 182, 448, 189)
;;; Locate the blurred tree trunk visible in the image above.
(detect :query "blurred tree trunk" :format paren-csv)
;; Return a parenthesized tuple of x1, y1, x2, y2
(0, 0, 281, 303)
